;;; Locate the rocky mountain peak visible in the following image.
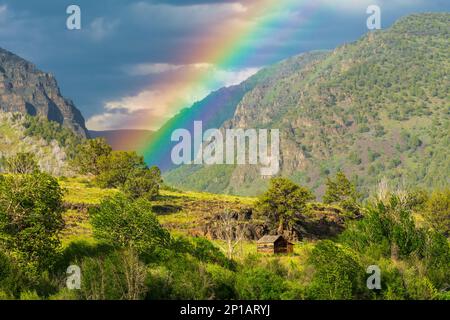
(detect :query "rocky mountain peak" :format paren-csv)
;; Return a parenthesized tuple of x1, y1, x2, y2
(0, 47, 88, 137)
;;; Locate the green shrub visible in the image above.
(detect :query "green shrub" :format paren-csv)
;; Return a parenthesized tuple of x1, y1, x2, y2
(4, 152, 39, 174)
(380, 264, 407, 300)
(95, 151, 146, 188)
(403, 268, 438, 300)
(146, 255, 213, 300)
(80, 249, 147, 300)
(305, 240, 366, 300)
(422, 189, 450, 236)
(255, 177, 314, 234)
(235, 266, 287, 300)
(340, 196, 426, 259)
(422, 231, 450, 290)
(72, 138, 112, 175)
(89, 194, 170, 254)
(48, 288, 79, 300)
(19, 290, 41, 300)
(0, 173, 64, 274)
(206, 264, 236, 299)
(182, 237, 234, 269)
(121, 166, 162, 200)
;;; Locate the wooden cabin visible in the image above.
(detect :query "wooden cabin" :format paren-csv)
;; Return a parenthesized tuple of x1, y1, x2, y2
(256, 235, 294, 254)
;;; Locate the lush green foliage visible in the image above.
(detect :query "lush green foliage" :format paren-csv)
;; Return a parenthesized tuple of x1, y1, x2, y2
(0, 173, 64, 274)
(79, 249, 147, 300)
(339, 195, 450, 298)
(23, 115, 82, 159)
(90, 194, 170, 254)
(255, 178, 314, 233)
(122, 166, 162, 200)
(72, 138, 112, 175)
(423, 189, 450, 236)
(3, 152, 39, 174)
(235, 265, 287, 300)
(72, 140, 163, 200)
(96, 151, 146, 188)
(305, 241, 366, 300)
(0, 171, 449, 300)
(323, 171, 360, 215)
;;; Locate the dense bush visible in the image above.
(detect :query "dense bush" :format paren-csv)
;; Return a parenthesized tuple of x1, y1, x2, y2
(323, 171, 361, 216)
(89, 194, 171, 254)
(0, 173, 64, 274)
(72, 138, 112, 175)
(339, 194, 450, 298)
(235, 266, 287, 300)
(340, 196, 426, 259)
(95, 151, 146, 188)
(305, 240, 366, 300)
(255, 178, 314, 234)
(422, 189, 450, 236)
(121, 166, 162, 200)
(79, 249, 147, 300)
(3, 152, 39, 174)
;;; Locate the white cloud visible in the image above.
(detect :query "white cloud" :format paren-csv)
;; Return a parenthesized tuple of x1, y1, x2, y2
(125, 61, 259, 81)
(89, 17, 120, 41)
(0, 4, 7, 15)
(0, 4, 9, 24)
(87, 65, 260, 130)
(230, 3, 248, 13)
(86, 112, 135, 131)
(211, 67, 260, 87)
(127, 63, 183, 76)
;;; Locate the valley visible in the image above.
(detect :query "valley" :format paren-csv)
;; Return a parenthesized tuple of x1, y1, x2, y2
(0, 12, 448, 301)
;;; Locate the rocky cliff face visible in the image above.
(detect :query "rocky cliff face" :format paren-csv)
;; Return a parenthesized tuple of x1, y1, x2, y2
(0, 48, 88, 137)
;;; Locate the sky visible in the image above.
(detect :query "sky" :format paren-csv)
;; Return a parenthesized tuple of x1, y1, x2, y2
(0, 0, 448, 131)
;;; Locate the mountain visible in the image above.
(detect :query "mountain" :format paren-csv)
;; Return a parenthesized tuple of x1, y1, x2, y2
(89, 129, 153, 151)
(163, 13, 450, 197)
(143, 51, 327, 171)
(0, 48, 88, 137)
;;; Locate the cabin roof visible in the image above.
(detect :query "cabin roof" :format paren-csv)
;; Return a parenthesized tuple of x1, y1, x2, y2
(257, 235, 284, 244)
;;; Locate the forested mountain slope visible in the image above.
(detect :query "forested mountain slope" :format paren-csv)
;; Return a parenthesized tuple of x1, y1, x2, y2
(164, 13, 450, 197)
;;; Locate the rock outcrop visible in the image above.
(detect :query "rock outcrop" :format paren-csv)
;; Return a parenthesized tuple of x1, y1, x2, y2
(0, 47, 88, 137)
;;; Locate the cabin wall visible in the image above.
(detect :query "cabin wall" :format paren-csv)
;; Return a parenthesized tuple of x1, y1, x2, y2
(287, 243, 294, 253)
(257, 243, 275, 253)
(274, 246, 288, 254)
(257, 237, 294, 254)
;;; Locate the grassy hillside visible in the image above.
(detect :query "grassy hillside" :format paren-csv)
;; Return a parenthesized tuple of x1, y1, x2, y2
(60, 176, 347, 244)
(59, 177, 255, 244)
(164, 13, 450, 197)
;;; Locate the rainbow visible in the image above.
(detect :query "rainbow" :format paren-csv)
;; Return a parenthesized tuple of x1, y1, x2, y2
(137, 0, 323, 169)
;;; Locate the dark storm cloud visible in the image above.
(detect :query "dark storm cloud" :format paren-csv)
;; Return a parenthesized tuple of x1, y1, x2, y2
(0, 0, 448, 128)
